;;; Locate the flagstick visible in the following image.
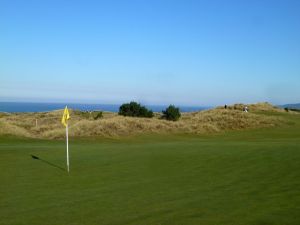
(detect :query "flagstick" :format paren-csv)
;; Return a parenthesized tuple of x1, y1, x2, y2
(66, 124, 70, 173)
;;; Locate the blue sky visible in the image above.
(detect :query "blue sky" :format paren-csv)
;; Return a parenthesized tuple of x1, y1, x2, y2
(0, 0, 299, 106)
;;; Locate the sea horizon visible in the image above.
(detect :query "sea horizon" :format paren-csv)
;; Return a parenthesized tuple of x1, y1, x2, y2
(0, 101, 211, 113)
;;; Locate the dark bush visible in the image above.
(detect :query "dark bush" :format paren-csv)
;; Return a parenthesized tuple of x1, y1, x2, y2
(289, 108, 300, 112)
(119, 101, 153, 118)
(162, 105, 181, 121)
(74, 110, 103, 120)
(91, 111, 103, 120)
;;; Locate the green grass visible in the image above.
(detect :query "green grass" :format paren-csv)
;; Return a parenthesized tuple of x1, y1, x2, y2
(1, 113, 300, 225)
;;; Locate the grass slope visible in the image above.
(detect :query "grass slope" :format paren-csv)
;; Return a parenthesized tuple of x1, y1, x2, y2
(0, 103, 288, 139)
(0, 112, 300, 225)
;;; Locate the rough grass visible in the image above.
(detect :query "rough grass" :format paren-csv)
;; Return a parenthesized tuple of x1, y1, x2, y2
(0, 103, 293, 139)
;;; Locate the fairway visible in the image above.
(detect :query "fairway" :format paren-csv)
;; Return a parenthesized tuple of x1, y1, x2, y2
(1, 114, 300, 225)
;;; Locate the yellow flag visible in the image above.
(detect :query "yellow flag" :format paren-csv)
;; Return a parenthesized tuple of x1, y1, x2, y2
(61, 106, 70, 127)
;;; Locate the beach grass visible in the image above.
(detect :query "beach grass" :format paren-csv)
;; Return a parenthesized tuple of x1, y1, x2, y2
(0, 103, 288, 139)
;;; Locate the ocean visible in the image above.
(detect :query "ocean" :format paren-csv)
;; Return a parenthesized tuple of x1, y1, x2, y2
(0, 102, 209, 113)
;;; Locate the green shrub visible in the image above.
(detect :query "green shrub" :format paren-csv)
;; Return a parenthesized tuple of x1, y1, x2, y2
(289, 108, 300, 112)
(74, 110, 103, 120)
(162, 105, 181, 121)
(119, 102, 153, 118)
(91, 111, 103, 120)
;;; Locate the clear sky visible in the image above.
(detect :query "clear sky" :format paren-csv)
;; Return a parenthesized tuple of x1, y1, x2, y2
(1, 0, 299, 106)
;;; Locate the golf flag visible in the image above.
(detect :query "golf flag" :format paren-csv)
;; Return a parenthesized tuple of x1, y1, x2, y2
(61, 106, 70, 127)
(62, 106, 70, 172)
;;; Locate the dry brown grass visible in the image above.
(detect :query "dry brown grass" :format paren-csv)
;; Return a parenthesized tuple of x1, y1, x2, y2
(221, 102, 285, 112)
(0, 103, 290, 139)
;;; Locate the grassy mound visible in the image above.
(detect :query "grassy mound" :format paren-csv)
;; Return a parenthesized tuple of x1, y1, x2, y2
(0, 103, 294, 139)
(222, 102, 284, 112)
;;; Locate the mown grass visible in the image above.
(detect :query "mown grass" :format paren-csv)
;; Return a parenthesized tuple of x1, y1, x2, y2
(0, 112, 300, 225)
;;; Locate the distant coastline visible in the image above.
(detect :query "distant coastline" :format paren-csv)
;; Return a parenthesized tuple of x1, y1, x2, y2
(0, 102, 210, 113)
(280, 103, 300, 109)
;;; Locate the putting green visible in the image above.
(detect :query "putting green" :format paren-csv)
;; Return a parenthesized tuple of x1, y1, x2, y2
(1, 113, 300, 225)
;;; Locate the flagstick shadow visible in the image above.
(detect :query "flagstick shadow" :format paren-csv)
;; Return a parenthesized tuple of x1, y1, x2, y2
(30, 155, 66, 171)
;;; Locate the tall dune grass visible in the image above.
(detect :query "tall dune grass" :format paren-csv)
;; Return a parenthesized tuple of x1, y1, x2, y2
(0, 103, 291, 139)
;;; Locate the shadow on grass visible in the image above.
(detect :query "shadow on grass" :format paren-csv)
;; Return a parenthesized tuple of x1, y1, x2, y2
(30, 154, 66, 171)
